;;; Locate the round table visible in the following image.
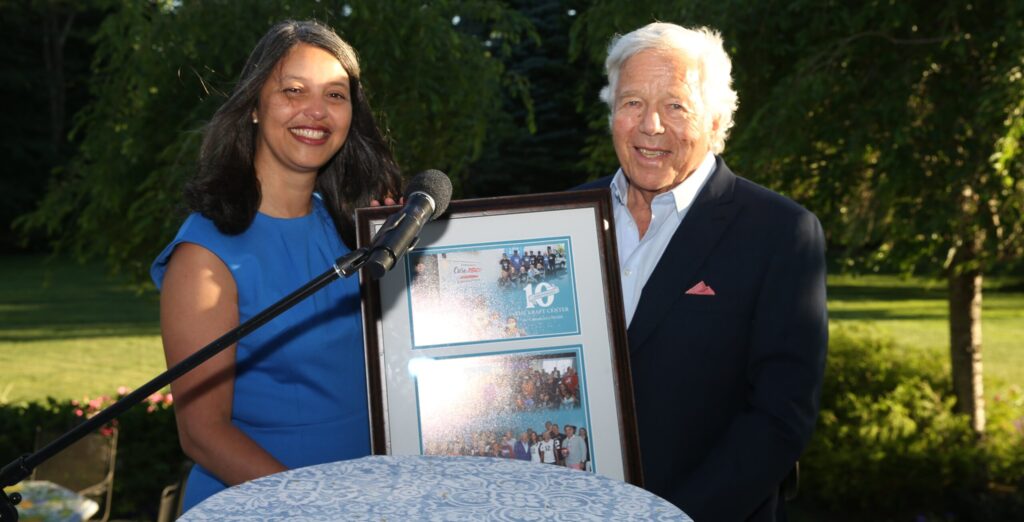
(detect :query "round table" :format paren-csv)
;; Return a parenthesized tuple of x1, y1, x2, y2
(181, 455, 691, 521)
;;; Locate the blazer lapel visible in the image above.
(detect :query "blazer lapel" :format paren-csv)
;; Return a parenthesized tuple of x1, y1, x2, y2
(627, 157, 740, 353)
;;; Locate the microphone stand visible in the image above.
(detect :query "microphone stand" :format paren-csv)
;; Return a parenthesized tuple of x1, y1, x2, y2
(0, 247, 371, 522)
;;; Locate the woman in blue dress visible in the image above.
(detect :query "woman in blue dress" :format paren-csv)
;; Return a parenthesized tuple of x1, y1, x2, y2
(150, 20, 401, 512)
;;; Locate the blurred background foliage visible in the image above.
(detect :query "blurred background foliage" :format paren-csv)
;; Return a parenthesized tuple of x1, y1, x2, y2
(7, 0, 1022, 283)
(804, 327, 1024, 520)
(8, 0, 541, 279)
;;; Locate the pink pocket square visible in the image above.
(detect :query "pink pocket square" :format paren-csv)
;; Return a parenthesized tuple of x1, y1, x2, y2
(685, 281, 716, 296)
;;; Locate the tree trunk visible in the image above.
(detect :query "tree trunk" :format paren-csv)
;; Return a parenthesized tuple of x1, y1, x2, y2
(42, 8, 75, 157)
(948, 266, 985, 434)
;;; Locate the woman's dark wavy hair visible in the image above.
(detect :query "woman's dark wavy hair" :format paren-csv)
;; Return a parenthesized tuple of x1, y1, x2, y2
(184, 19, 401, 248)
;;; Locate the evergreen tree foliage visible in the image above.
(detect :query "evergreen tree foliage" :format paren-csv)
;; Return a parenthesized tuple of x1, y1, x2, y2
(462, 0, 592, 196)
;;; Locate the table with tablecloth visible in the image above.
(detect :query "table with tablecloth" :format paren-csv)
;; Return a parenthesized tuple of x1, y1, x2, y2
(180, 455, 691, 521)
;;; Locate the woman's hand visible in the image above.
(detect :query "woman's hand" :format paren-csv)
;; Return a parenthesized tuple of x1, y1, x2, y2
(369, 196, 404, 207)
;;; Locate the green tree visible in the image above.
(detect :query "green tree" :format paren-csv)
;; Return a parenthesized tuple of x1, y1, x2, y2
(17, 0, 534, 280)
(0, 0, 106, 252)
(570, 0, 1024, 434)
(463, 0, 592, 197)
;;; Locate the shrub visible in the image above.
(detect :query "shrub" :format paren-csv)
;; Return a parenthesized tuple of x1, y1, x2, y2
(0, 390, 186, 520)
(799, 326, 1024, 520)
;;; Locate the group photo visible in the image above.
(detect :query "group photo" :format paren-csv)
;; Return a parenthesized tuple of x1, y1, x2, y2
(405, 239, 579, 348)
(414, 348, 593, 474)
(496, 245, 568, 289)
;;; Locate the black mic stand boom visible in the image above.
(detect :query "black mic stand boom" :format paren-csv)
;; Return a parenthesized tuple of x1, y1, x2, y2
(0, 247, 370, 522)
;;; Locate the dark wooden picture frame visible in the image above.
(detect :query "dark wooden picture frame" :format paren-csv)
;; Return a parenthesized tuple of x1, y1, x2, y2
(356, 189, 642, 485)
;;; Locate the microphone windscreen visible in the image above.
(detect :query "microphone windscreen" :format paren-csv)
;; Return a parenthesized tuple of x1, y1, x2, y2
(404, 169, 452, 219)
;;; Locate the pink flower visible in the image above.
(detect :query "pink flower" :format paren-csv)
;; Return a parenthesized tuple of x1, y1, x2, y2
(74, 409, 84, 417)
(147, 392, 164, 404)
(163, 393, 174, 405)
(117, 386, 129, 396)
(89, 398, 103, 410)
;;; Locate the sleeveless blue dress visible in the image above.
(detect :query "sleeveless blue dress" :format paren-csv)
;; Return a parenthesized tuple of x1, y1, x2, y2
(150, 195, 371, 512)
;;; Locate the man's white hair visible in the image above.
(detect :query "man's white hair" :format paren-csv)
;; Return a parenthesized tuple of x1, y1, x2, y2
(599, 22, 738, 153)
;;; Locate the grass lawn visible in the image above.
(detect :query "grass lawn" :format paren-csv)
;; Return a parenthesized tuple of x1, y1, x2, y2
(0, 255, 165, 404)
(828, 273, 1024, 394)
(1, 255, 1021, 405)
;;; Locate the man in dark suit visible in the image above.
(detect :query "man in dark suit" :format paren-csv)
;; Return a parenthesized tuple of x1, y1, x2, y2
(577, 23, 828, 521)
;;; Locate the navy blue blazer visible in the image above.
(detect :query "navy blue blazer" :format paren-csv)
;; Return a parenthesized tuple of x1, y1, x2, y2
(579, 156, 828, 521)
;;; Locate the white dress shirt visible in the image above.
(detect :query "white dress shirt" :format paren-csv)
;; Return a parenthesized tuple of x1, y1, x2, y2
(612, 151, 717, 326)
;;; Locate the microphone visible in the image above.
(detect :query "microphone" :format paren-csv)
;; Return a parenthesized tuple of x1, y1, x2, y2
(363, 169, 452, 280)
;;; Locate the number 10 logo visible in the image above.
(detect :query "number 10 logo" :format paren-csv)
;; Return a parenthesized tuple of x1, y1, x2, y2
(524, 282, 559, 308)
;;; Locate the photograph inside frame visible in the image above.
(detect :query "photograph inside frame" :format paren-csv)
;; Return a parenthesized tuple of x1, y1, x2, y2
(413, 346, 597, 472)
(356, 191, 643, 484)
(405, 237, 581, 348)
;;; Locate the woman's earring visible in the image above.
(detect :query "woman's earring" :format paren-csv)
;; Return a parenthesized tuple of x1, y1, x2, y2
(252, 116, 258, 124)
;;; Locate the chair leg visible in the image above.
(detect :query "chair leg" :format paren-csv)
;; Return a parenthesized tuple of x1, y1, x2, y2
(98, 481, 114, 522)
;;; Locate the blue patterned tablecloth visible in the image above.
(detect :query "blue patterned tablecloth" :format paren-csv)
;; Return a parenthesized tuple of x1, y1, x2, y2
(181, 455, 691, 521)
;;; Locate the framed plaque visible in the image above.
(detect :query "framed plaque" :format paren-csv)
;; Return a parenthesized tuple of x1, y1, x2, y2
(356, 189, 641, 485)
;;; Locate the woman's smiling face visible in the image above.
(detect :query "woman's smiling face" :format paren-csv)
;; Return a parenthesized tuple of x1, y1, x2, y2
(252, 43, 352, 178)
